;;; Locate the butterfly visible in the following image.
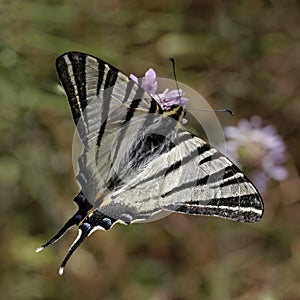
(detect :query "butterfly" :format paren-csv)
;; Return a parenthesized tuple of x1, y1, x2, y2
(36, 52, 264, 275)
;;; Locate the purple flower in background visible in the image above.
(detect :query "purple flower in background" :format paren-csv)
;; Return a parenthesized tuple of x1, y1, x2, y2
(222, 115, 288, 192)
(130, 68, 189, 123)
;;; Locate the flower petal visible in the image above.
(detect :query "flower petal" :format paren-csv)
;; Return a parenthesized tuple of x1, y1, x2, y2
(141, 68, 158, 95)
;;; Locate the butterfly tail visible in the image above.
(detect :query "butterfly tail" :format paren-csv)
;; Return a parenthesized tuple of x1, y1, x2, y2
(35, 192, 92, 252)
(58, 222, 92, 275)
(58, 211, 116, 275)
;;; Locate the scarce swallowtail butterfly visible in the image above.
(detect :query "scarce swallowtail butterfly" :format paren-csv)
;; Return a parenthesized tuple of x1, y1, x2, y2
(36, 52, 264, 275)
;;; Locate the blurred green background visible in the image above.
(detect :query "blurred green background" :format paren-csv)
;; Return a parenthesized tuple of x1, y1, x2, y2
(1, 1, 300, 299)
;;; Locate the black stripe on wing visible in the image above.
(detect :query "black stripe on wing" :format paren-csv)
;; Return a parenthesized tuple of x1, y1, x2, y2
(96, 68, 119, 147)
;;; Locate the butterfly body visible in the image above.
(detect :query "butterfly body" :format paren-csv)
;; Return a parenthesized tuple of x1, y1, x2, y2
(37, 52, 264, 274)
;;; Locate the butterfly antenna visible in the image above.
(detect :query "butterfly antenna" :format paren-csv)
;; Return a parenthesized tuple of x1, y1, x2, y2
(225, 109, 234, 116)
(168, 58, 233, 116)
(169, 57, 182, 106)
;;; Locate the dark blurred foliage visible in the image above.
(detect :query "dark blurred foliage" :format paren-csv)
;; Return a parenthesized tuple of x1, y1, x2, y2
(1, 0, 300, 299)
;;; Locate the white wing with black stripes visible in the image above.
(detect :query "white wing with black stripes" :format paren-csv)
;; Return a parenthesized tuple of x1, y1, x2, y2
(37, 52, 264, 275)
